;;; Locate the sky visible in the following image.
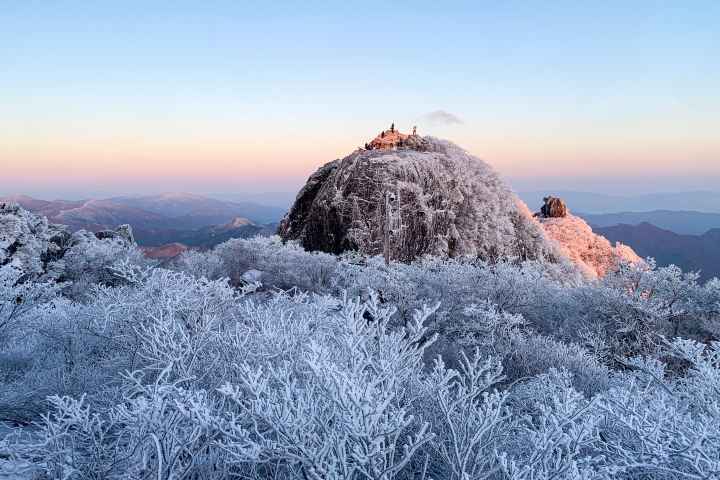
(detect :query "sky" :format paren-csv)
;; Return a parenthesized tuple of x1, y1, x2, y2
(1, 1, 719, 199)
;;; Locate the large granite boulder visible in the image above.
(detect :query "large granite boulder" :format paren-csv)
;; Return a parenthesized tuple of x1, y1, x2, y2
(279, 136, 563, 263)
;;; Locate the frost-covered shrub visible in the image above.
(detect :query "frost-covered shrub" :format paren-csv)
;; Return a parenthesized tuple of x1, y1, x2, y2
(20, 289, 720, 480)
(176, 236, 339, 292)
(3, 227, 720, 478)
(171, 247, 225, 280)
(60, 233, 148, 298)
(499, 369, 603, 479)
(696, 278, 720, 337)
(0, 265, 63, 420)
(0, 298, 90, 422)
(337, 256, 575, 333)
(588, 340, 720, 479)
(444, 302, 612, 396)
(0, 264, 60, 341)
(22, 292, 439, 478)
(173, 236, 714, 370)
(418, 352, 511, 480)
(567, 261, 706, 363)
(0, 267, 244, 424)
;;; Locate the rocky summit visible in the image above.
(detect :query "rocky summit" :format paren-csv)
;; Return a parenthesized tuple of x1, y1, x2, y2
(279, 132, 563, 264)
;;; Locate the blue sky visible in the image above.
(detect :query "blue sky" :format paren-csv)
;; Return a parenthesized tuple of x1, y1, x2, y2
(2, 1, 718, 198)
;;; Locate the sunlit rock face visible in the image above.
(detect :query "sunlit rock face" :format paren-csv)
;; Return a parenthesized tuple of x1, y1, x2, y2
(364, 126, 430, 151)
(279, 135, 562, 263)
(535, 198, 642, 279)
(538, 196, 568, 218)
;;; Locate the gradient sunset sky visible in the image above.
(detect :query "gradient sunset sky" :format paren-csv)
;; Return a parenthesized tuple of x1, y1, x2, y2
(2, 1, 718, 199)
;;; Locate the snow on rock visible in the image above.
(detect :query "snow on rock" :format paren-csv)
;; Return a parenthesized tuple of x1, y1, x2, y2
(538, 196, 568, 218)
(279, 135, 563, 263)
(538, 210, 643, 279)
(0, 201, 69, 278)
(0, 201, 135, 280)
(241, 269, 264, 283)
(94, 224, 135, 244)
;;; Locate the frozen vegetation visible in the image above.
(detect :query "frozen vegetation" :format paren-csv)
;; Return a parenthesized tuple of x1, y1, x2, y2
(0, 131, 718, 480)
(2, 199, 720, 479)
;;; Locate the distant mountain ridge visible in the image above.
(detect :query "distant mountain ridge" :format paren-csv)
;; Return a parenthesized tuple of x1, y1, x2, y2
(133, 219, 277, 247)
(579, 210, 720, 236)
(0, 193, 285, 246)
(109, 193, 284, 226)
(595, 223, 720, 282)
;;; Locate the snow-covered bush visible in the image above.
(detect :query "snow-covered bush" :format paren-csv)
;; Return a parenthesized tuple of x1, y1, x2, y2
(0, 264, 60, 341)
(337, 256, 574, 332)
(697, 278, 720, 337)
(171, 247, 225, 280)
(3, 229, 720, 478)
(60, 233, 148, 298)
(566, 261, 706, 364)
(20, 292, 436, 478)
(18, 288, 720, 479)
(444, 302, 611, 396)
(0, 267, 244, 424)
(419, 352, 510, 480)
(175, 236, 339, 292)
(0, 264, 63, 420)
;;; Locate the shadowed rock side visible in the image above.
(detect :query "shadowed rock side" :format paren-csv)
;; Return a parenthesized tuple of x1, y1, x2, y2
(279, 137, 563, 263)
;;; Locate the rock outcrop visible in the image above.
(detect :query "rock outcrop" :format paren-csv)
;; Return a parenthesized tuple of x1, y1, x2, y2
(538, 196, 568, 218)
(1, 201, 136, 280)
(1, 201, 71, 278)
(365, 125, 430, 151)
(534, 198, 642, 278)
(95, 224, 135, 244)
(279, 135, 562, 263)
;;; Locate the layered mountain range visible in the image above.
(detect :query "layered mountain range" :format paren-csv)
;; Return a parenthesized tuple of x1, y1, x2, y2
(0, 193, 282, 247)
(596, 223, 720, 281)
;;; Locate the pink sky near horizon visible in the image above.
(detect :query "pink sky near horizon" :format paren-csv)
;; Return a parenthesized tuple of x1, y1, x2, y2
(0, 0, 720, 197)
(3, 2, 719, 198)
(3, 122, 719, 198)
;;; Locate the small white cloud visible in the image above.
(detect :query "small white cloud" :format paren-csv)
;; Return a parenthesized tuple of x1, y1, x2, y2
(421, 110, 464, 126)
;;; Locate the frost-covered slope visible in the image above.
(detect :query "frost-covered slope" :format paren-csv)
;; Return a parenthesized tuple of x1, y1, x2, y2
(279, 136, 562, 263)
(538, 213, 642, 279)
